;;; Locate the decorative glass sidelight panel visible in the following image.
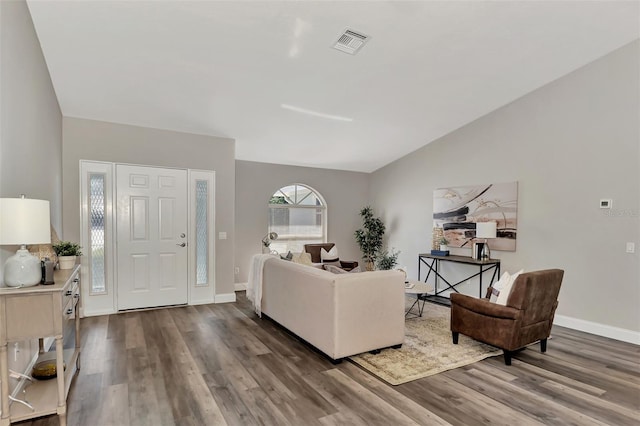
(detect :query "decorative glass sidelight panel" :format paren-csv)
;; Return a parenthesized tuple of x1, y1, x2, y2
(195, 180, 208, 285)
(89, 174, 106, 293)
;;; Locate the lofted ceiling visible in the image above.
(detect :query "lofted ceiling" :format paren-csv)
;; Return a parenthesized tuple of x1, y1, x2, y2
(27, 0, 639, 172)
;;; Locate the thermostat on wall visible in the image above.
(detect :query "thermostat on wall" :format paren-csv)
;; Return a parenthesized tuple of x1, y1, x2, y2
(600, 199, 612, 209)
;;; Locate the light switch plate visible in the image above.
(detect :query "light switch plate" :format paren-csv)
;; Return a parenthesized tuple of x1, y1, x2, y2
(218, 232, 227, 240)
(626, 242, 635, 253)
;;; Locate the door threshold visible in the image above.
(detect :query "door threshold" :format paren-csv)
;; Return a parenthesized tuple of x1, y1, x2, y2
(118, 303, 188, 313)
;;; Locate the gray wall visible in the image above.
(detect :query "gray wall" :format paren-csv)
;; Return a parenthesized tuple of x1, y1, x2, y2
(370, 41, 640, 333)
(235, 160, 369, 283)
(62, 117, 236, 295)
(0, 0, 63, 382)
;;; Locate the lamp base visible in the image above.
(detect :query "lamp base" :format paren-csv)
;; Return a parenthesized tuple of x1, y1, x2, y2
(4, 247, 41, 287)
(479, 240, 491, 260)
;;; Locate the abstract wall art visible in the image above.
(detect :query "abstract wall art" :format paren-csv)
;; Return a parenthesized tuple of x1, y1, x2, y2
(433, 182, 518, 251)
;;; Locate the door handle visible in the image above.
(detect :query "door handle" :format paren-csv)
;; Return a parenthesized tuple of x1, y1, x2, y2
(177, 243, 186, 247)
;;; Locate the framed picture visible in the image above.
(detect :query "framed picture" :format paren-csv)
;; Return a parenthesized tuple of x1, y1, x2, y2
(433, 182, 518, 251)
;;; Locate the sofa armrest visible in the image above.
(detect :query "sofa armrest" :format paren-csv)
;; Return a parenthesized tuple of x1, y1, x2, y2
(332, 270, 405, 358)
(450, 293, 520, 320)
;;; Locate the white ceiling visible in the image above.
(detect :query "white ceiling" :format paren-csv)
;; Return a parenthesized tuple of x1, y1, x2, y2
(27, 0, 639, 172)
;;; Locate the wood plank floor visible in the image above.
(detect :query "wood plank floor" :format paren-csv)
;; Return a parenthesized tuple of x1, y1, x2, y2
(18, 292, 640, 426)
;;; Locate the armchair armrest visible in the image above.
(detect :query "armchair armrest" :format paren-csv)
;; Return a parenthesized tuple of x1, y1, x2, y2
(450, 293, 520, 320)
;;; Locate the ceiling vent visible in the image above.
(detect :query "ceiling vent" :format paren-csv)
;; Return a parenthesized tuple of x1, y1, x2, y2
(331, 29, 370, 55)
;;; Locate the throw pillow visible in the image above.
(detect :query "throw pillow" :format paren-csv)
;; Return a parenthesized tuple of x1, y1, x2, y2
(291, 252, 313, 266)
(489, 271, 511, 303)
(324, 264, 348, 274)
(280, 251, 293, 261)
(320, 246, 339, 263)
(495, 269, 524, 306)
(324, 264, 361, 274)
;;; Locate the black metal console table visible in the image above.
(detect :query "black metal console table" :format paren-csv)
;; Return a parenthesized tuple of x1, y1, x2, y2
(418, 254, 501, 306)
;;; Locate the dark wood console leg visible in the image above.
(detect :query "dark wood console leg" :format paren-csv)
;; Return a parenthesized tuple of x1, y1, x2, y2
(452, 331, 459, 344)
(540, 338, 547, 353)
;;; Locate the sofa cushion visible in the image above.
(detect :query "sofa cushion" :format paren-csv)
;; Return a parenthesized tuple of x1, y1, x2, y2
(291, 252, 313, 266)
(320, 246, 339, 263)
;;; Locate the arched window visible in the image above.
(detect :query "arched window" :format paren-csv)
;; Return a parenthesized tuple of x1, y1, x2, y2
(268, 184, 326, 253)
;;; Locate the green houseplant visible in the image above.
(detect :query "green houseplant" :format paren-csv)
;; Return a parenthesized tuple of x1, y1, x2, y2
(354, 206, 386, 271)
(376, 248, 400, 270)
(52, 241, 82, 270)
(439, 237, 449, 251)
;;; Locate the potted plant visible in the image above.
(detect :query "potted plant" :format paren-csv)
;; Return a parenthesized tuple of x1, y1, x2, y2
(439, 237, 449, 251)
(376, 248, 400, 270)
(354, 206, 385, 271)
(52, 241, 82, 270)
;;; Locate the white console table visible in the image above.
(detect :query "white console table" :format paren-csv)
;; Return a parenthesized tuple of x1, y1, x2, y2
(0, 265, 81, 426)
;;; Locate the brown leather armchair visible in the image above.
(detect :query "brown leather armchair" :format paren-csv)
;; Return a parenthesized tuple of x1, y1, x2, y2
(450, 269, 564, 365)
(303, 243, 359, 271)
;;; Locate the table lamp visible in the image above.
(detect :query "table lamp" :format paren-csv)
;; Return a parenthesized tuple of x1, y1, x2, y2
(0, 196, 51, 287)
(475, 221, 497, 260)
(261, 232, 278, 253)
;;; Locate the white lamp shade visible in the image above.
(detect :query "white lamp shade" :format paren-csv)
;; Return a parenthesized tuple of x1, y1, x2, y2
(0, 198, 51, 245)
(475, 221, 497, 239)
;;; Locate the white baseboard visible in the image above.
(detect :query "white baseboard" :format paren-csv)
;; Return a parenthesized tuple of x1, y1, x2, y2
(189, 298, 216, 306)
(554, 314, 640, 345)
(235, 282, 247, 291)
(214, 292, 236, 303)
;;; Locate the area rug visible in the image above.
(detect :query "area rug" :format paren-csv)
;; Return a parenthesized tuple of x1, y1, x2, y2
(348, 301, 502, 385)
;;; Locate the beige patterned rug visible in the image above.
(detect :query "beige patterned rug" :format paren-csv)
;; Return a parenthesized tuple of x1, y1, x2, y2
(348, 301, 502, 385)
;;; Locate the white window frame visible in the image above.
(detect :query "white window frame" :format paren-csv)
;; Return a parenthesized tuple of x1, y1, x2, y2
(268, 183, 327, 252)
(188, 170, 216, 305)
(79, 160, 116, 317)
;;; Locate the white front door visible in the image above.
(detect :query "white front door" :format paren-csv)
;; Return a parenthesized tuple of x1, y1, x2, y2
(116, 165, 188, 310)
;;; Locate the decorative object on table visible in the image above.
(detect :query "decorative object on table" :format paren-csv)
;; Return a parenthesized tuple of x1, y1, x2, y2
(376, 248, 400, 270)
(430, 249, 450, 256)
(432, 226, 445, 250)
(354, 206, 386, 271)
(41, 257, 55, 284)
(396, 266, 408, 282)
(0, 196, 51, 287)
(438, 236, 449, 251)
(349, 302, 501, 385)
(261, 232, 278, 254)
(52, 241, 82, 270)
(433, 181, 518, 251)
(474, 221, 497, 260)
(32, 359, 66, 380)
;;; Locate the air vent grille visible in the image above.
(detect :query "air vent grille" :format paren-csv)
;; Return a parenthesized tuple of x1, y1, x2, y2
(332, 29, 370, 55)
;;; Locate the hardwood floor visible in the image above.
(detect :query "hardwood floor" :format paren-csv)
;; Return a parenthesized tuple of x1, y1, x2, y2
(18, 293, 640, 426)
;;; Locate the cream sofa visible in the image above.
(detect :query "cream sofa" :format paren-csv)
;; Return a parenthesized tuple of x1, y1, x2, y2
(260, 257, 405, 361)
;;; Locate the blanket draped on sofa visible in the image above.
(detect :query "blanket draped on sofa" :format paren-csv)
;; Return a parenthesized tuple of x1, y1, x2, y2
(247, 254, 274, 317)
